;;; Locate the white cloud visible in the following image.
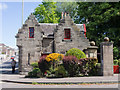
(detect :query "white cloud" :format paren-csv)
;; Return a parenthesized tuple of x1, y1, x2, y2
(0, 3, 8, 10)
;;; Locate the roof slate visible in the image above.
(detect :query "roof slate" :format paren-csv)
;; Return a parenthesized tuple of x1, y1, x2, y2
(39, 23, 57, 35)
(39, 23, 85, 35)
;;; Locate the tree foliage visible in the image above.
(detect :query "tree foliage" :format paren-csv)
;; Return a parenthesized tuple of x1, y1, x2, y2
(34, 2, 59, 23)
(34, 2, 78, 23)
(77, 2, 120, 49)
(56, 2, 78, 21)
(33, 2, 120, 59)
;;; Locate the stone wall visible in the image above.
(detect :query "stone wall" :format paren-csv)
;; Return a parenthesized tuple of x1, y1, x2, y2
(54, 13, 90, 54)
(16, 14, 43, 73)
(42, 38, 53, 53)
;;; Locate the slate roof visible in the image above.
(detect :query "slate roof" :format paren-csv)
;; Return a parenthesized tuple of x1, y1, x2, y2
(39, 23, 85, 35)
(39, 23, 58, 35)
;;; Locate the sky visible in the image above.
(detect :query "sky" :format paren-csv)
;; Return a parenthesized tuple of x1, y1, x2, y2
(0, 1, 42, 49)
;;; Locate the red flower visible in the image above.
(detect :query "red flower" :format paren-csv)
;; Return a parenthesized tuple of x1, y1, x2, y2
(44, 72, 47, 75)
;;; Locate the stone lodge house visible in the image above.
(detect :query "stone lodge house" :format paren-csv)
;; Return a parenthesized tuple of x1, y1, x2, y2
(16, 12, 98, 74)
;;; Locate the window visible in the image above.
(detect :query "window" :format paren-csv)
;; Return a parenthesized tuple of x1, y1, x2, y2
(29, 27, 34, 38)
(64, 28, 71, 39)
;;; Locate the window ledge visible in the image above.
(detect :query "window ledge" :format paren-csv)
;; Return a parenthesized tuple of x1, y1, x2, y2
(62, 39, 72, 42)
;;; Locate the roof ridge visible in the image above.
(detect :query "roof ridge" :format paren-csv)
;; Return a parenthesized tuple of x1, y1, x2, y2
(39, 23, 84, 25)
(39, 23, 58, 25)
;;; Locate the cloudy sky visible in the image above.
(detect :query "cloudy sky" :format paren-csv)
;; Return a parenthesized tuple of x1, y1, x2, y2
(0, 1, 41, 49)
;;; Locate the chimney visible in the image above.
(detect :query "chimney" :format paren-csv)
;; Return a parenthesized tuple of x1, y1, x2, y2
(64, 12, 66, 18)
(61, 12, 63, 19)
(66, 12, 69, 16)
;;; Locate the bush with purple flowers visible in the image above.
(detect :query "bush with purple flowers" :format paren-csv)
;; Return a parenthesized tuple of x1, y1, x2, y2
(63, 56, 79, 76)
(38, 56, 50, 75)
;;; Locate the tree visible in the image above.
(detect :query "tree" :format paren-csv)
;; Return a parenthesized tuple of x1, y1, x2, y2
(34, 2, 78, 23)
(56, 2, 78, 21)
(77, 2, 120, 55)
(33, 2, 120, 59)
(113, 47, 120, 59)
(34, 2, 59, 23)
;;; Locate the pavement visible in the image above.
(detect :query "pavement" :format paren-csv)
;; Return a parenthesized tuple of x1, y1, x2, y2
(0, 57, 120, 88)
(1, 74, 120, 84)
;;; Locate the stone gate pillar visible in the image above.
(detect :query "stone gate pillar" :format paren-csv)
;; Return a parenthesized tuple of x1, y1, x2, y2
(100, 37, 113, 76)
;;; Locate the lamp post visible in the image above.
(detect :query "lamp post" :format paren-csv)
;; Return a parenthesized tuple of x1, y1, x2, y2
(22, 0, 24, 25)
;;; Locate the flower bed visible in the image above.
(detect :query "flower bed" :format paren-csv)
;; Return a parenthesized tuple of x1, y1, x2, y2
(26, 48, 100, 78)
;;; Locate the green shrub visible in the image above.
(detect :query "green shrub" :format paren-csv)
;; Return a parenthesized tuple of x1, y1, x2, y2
(26, 68, 42, 78)
(46, 65, 68, 78)
(79, 58, 98, 76)
(65, 48, 86, 60)
(113, 47, 120, 59)
(2, 52, 5, 54)
(96, 63, 101, 68)
(46, 66, 58, 78)
(55, 65, 68, 77)
(95, 63, 102, 75)
(31, 62, 39, 68)
(118, 60, 120, 66)
(114, 60, 118, 65)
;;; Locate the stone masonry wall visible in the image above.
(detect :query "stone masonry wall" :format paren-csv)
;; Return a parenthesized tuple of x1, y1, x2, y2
(54, 13, 90, 54)
(16, 14, 43, 73)
(42, 38, 53, 53)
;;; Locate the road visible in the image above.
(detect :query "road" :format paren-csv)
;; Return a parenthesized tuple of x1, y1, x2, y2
(0, 58, 119, 88)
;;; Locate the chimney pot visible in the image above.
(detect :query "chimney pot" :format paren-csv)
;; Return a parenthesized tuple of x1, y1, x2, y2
(61, 12, 63, 19)
(64, 12, 66, 18)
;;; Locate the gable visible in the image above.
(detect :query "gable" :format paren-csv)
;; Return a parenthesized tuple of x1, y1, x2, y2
(54, 12, 90, 53)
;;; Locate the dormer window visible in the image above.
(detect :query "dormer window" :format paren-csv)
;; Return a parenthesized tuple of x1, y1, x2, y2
(64, 28, 71, 39)
(29, 27, 34, 38)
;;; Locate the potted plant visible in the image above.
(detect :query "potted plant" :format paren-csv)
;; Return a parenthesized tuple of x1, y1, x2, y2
(113, 60, 119, 74)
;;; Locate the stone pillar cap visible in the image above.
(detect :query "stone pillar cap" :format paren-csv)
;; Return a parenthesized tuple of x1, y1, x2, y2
(104, 37, 109, 42)
(90, 41, 95, 46)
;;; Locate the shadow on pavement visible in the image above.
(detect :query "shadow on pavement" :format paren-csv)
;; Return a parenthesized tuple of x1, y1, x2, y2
(3, 62, 11, 64)
(0, 69, 19, 74)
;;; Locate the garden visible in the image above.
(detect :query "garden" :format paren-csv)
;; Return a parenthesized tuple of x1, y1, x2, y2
(25, 48, 101, 78)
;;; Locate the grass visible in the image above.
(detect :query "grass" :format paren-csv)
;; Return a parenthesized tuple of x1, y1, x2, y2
(31, 81, 120, 85)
